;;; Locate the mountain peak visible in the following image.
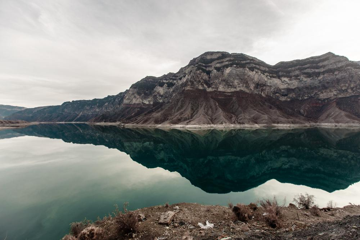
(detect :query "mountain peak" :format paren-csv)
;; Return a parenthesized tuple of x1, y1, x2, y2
(189, 51, 230, 65)
(273, 52, 349, 69)
(7, 52, 360, 126)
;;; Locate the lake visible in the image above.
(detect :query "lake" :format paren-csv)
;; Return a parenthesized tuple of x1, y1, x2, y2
(1, 124, 360, 239)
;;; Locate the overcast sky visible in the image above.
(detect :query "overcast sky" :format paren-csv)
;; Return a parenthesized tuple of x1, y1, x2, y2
(1, 0, 360, 108)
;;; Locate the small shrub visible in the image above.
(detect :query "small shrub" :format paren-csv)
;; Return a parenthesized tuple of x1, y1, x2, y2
(260, 198, 282, 228)
(112, 204, 121, 217)
(78, 226, 104, 240)
(327, 201, 336, 209)
(310, 205, 321, 217)
(248, 202, 258, 211)
(232, 204, 253, 222)
(264, 212, 280, 228)
(70, 219, 91, 237)
(260, 198, 281, 216)
(70, 222, 86, 237)
(115, 212, 139, 235)
(62, 235, 76, 240)
(293, 193, 314, 209)
(122, 202, 129, 213)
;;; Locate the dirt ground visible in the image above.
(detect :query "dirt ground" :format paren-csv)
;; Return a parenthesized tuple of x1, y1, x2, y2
(62, 202, 360, 240)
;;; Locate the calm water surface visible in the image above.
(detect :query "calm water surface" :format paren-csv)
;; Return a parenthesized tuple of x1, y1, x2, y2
(1, 124, 360, 239)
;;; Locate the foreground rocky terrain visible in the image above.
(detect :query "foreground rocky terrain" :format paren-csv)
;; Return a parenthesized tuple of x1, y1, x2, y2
(62, 201, 360, 240)
(7, 52, 360, 125)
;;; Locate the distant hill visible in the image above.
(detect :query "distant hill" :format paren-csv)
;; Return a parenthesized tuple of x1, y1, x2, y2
(0, 105, 26, 119)
(7, 52, 360, 125)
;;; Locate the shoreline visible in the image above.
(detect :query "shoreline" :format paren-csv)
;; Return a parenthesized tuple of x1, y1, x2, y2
(4, 121, 360, 130)
(62, 201, 360, 240)
(47, 121, 360, 130)
(0, 122, 34, 130)
(118, 122, 360, 130)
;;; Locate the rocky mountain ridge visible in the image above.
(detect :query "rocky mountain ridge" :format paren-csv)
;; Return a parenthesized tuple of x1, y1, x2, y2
(7, 52, 360, 125)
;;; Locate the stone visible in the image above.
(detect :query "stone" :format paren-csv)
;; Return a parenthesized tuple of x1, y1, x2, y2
(240, 224, 250, 232)
(159, 211, 176, 225)
(137, 213, 146, 222)
(182, 231, 193, 240)
(288, 203, 297, 209)
(77, 226, 104, 240)
(62, 235, 76, 240)
(182, 236, 194, 240)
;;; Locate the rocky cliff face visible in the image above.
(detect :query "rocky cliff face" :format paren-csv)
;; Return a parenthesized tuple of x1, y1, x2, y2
(7, 52, 360, 124)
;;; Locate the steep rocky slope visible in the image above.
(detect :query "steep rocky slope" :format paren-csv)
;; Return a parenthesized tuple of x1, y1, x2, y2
(0, 104, 25, 119)
(7, 52, 360, 125)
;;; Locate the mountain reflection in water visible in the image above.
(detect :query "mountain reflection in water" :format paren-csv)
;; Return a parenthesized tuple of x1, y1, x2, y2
(12, 124, 360, 194)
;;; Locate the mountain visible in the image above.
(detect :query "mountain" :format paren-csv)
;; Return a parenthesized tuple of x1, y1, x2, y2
(7, 52, 360, 125)
(0, 105, 26, 119)
(12, 124, 360, 193)
(6, 94, 126, 123)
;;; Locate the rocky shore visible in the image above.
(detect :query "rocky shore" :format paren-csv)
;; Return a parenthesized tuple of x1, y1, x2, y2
(94, 122, 360, 130)
(0, 120, 30, 129)
(62, 200, 360, 240)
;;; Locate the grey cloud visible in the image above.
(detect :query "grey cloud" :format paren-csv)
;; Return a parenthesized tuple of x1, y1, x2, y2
(0, 0, 359, 107)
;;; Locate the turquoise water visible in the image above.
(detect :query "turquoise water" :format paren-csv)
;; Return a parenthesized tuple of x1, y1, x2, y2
(1, 124, 360, 239)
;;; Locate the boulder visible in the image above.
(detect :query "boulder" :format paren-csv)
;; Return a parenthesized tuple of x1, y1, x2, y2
(159, 211, 176, 225)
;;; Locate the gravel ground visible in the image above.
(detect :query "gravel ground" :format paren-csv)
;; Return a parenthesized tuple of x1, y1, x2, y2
(62, 203, 360, 240)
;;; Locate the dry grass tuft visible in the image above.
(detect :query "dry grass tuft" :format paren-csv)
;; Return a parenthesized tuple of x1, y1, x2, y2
(248, 202, 258, 211)
(62, 235, 76, 240)
(310, 205, 321, 217)
(260, 198, 282, 228)
(115, 212, 139, 235)
(293, 193, 314, 209)
(70, 219, 91, 238)
(232, 204, 253, 222)
(327, 201, 336, 209)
